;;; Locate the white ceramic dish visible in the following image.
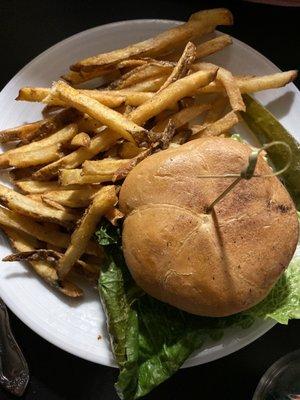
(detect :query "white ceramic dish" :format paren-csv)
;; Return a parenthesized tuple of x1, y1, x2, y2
(0, 19, 299, 368)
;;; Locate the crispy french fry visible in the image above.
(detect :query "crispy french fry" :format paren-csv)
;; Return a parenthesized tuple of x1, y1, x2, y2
(120, 75, 167, 92)
(158, 42, 196, 92)
(104, 207, 124, 225)
(18, 87, 126, 109)
(77, 116, 104, 133)
(70, 132, 91, 148)
(203, 96, 228, 125)
(109, 63, 173, 90)
(129, 70, 217, 125)
(0, 123, 77, 169)
(153, 103, 211, 132)
(47, 81, 147, 143)
(14, 180, 84, 194)
(0, 184, 76, 226)
(7, 144, 62, 168)
(82, 158, 130, 175)
(62, 67, 116, 85)
(27, 108, 80, 143)
(0, 207, 101, 256)
(194, 62, 245, 111)
(58, 185, 117, 278)
(195, 34, 232, 59)
(41, 187, 100, 208)
(32, 129, 120, 180)
(2, 227, 83, 297)
(18, 87, 153, 107)
(0, 121, 43, 144)
(59, 169, 113, 185)
(71, 9, 233, 72)
(118, 142, 144, 159)
(192, 110, 239, 138)
(197, 70, 298, 94)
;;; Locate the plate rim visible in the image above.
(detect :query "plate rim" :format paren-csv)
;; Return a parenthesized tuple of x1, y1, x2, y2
(2, 17, 298, 368)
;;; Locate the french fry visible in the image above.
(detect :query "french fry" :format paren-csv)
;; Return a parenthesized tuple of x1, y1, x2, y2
(26, 108, 80, 143)
(14, 180, 83, 194)
(32, 129, 120, 180)
(120, 75, 167, 92)
(192, 110, 239, 138)
(18, 87, 153, 107)
(0, 123, 77, 169)
(41, 187, 101, 208)
(153, 103, 211, 132)
(109, 63, 173, 90)
(7, 144, 62, 168)
(0, 207, 101, 256)
(197, 70, 298, 94)
(202, 96, 228, 125)
(59, 169, 113, 185)
(17, 87, 126, 109)
(71, 9, 233, 72)
(2, 227, 83, 297)
(104, 207, 124, 225)
(194, 62, 245, 111)
(47, 81, 147, 143)
(195, 34, 232, 59)
(62, 67, 117, 85)
(118, 142, 144, 159)
(57, 185, 117, 278)
(158, 42, 196, 92)
(129, 70, 217, 125)
(0, 121, 43, 144)
(0, 184, 76, 226)
(77, 116, 104, 133)
(82, 158, 130, 175)
(70, 132, 91, 148)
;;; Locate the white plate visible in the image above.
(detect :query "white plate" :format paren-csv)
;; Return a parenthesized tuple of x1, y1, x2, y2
(0, 19, 299, 369)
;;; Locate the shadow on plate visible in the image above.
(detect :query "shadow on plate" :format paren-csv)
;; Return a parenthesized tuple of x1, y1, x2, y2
(265, 91, 295, 119)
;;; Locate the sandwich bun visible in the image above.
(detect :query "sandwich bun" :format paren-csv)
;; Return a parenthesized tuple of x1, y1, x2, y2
(119, 137, 299, 317)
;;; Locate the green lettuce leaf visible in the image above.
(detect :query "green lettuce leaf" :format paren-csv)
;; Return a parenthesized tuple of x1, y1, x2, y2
(97, 221, 300, 400)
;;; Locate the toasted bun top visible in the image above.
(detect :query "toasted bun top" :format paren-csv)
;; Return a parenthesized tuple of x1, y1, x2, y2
(119, 137, 299, 317)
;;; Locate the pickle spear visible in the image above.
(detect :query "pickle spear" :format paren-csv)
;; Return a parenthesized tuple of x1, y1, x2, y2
(242, 94, 300, 208)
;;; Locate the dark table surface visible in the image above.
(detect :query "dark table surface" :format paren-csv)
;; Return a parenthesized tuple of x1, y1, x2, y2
(0, 0, 299, 399)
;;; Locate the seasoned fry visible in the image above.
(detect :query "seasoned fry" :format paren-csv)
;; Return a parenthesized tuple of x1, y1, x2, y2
(158, 42, 196, 92)
(109, 63, 173, 90)
(153, 103, 211, 132)
(18, 87, 126, 109)
(82, 158, 130, 175)
(7, 143, 62, 168)
(14, 180, 81, 194)
(57, 185, 117, 278)
(71, 8, 233, 71)
(42, 187, 100, 208)
(118, 142, 144, 159)
(104, 207, 124, 225)
(3, 227, 83, 297)
(197, 70, 298, 94)
(0, 184, 76, 226)
(25, 108, 80, 143)
(0, 207, 101, 256)
(0, 121, 43, 144)
(47, 81, 147, 143)
(203, 96, 228, 125)
(122, 75, 168, 92)
(129, 70, 217, 125)
(0, 123, 77, 169)
(62, 67, 116, 85)
(195, 34, 232, 59)
(192, 110, 239, 138)
(59, 169, 113, 185)
(194, 62, 245, 111)
(18, 87, 153, 107)
(32, 129, 120, 180)
(70, 132, 91, 148)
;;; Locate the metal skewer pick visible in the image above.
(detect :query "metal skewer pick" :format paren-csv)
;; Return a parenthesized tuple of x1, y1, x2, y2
(205, 141, 292, 213)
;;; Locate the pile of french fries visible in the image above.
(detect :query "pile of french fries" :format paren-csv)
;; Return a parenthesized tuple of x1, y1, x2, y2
(0, 8, 297, 297)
